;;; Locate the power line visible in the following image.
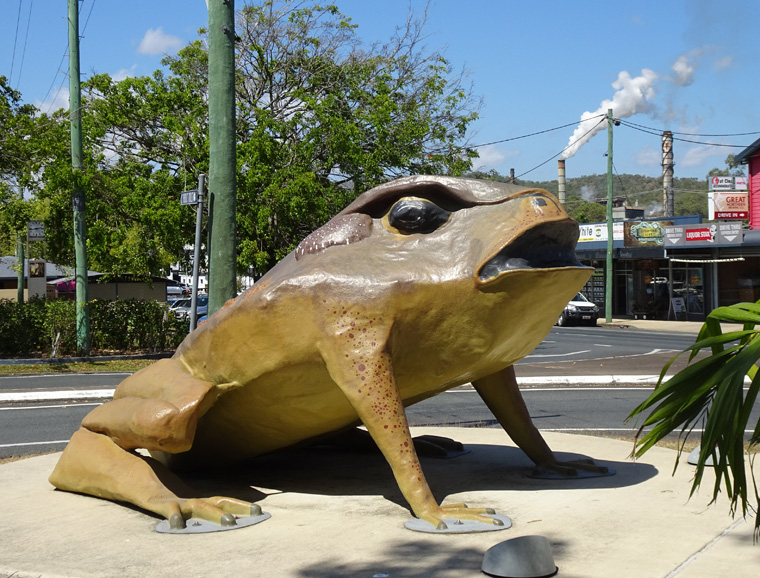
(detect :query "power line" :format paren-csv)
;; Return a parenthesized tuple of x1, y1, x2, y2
(617, 120, 751, 148)
(516, 116, 608, 179)
(9, 0, 23, 83)
(618, 119, 760, 139)
(15, 0, 34, 88)
(469, 115, 605, 149)
(40, 1, 96, 114)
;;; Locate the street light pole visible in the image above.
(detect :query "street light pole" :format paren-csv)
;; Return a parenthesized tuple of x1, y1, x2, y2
(190, 174, 206, 332)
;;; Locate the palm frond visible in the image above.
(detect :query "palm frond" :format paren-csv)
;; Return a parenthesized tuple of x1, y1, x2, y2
(628, 301, 760, 540)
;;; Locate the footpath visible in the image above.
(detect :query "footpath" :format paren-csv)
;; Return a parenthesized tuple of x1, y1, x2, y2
(1, 318, 758, 577)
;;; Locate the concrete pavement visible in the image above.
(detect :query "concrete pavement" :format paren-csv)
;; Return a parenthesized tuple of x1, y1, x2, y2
(1, 318, 758, 577)
(0, 427, 757, 577)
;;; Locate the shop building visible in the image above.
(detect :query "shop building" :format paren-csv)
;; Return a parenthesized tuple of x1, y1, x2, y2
(574, 217, 760, 322)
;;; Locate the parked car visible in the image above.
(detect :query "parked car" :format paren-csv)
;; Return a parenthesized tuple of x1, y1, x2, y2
(168, 295, 208, 318)
(166, 285, 191, 298)
(556, 292, 599, 326)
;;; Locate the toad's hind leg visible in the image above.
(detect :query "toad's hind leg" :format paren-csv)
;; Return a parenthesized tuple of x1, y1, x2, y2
(49, 358, 259, 529)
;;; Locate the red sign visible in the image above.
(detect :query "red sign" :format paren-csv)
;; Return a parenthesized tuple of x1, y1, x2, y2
(685, 228, 716, 242)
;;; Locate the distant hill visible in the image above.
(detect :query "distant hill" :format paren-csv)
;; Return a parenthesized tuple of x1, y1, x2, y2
(465, 170, 709, 222)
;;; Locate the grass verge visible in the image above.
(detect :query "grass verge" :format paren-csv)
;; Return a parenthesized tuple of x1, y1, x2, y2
(0, 358, 156, 375)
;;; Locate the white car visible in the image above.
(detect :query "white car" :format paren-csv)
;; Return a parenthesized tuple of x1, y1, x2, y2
(168, 295, 208, 318)
(556, 292, 599, 327)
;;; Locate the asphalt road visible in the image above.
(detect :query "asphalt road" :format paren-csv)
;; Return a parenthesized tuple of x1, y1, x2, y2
(0, 326, 754, 459)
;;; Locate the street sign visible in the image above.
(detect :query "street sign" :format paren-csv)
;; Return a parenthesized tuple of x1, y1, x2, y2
(27, 220, 45, 241)
(180, 190, 199, 205)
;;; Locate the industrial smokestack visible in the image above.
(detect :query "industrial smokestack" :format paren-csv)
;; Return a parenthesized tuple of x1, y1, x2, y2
(662, 131, 674, 217)
(509, 168, 515, 184)
(557, 159, 566, 204)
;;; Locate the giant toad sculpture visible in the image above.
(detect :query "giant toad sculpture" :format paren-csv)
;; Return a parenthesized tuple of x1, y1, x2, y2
(50, 175, 609, 532)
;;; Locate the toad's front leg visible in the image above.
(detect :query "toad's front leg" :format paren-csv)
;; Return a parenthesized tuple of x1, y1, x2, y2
(473, 365, 613, 478)
(325, 347, 502, 530)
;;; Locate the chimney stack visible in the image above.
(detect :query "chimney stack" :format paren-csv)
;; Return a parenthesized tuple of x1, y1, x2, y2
(662, 131, 674, 217)
(557, 159, 566, 204)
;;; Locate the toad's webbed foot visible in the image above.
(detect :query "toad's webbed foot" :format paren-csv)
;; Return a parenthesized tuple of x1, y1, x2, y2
(164, 496, 262, 529)
(157, 497, 269, 534)
(405, 503, 511, 533)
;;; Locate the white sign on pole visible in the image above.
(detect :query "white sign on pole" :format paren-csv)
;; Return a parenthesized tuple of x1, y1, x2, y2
(180, 190, 199, 205)
(27, 220, 45, 241)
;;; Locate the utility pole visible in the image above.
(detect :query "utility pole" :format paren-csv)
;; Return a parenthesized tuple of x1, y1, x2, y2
(207, 0, 237, 315)
(605, 109, 614, 324)
(68, 0, 90, 355)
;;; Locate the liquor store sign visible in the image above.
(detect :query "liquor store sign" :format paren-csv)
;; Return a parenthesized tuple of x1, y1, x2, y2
(664, 222, 743, 246)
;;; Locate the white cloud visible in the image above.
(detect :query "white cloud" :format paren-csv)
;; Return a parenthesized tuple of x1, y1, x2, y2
(633, 146, 661, 168)
(111, 66, 137, 82)
(137, 27, 183, 56)
(713, 55, 733, 70)
(35, 85, 70, 113)
(471, 144, 519, 171)
(671, 54, 696, 87)
(679, 145, 726, 168)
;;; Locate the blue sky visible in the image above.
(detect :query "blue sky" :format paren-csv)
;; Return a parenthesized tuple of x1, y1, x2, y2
(2, 0, 758, 184)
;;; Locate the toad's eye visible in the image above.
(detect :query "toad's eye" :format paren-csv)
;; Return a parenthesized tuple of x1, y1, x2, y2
(387, 198, 451, 234)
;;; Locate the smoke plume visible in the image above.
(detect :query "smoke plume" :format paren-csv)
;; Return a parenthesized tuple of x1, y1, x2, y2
(561, 69, 658, 160)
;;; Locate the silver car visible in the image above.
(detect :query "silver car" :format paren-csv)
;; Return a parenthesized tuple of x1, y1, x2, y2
(168, 295, 208, 318)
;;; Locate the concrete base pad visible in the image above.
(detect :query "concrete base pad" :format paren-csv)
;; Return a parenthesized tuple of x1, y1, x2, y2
(0, 428, 757, 578)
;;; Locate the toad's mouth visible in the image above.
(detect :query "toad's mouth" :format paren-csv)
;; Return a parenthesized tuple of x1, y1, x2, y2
(477, 220, 587, 284)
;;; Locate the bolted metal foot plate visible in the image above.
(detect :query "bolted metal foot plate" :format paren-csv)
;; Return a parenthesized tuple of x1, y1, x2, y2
(155, 511, 271, 534)
(404, 513, 511, 534)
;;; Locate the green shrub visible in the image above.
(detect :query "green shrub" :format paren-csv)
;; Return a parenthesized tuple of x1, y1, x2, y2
(44, 299, 77, 356)
(0, 298, 189, 357)
(0, 298, 47, 355)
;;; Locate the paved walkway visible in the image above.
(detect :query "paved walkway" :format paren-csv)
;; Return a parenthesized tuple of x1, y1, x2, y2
(1, 427, 757, 577)
(1, 317, 758, 577)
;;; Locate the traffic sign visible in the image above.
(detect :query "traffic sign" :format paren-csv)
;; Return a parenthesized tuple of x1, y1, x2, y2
(180, 190, 199, 205)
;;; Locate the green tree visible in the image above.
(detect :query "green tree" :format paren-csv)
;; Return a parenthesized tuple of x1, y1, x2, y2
(32, 1, 480, 276)
(563, 197, 607, 224)
(708, 155, 746, 178)
(0, 76, 41, 256)
(229, 0, 479, 270)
